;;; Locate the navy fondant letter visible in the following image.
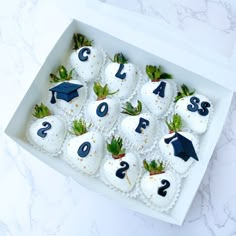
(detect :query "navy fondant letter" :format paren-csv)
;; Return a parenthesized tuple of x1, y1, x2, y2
(153, 81, 166, 98)
(78, 47, 91, 61)
(115, 64, 126, 79)
(135, 117, 150, 134)
(198, 101, 211, 116)
(187, 96, 200, 112)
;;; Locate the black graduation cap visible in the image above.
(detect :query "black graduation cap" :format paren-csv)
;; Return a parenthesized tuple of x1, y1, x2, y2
(49, 82, 83, 104)
(164, 132, 198, 162)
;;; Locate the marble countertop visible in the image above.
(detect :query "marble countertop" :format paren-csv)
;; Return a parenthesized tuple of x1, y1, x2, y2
(1, 0, 236, 235)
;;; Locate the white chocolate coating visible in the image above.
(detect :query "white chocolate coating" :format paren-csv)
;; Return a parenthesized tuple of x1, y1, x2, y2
(175, 94, 212, 134)
(105, 62, 138, 99)
(120, 113, 157, 150)
(69, 46, 103, 82)
(159, 131, 199, 175)
(29, 115, 66, 153)
(141, 80, 173, 117)
(87, 98, 120, 131)
(141, 171, 179, 209)
(103, 152, 139, 192)
(65, 131, 105, 175)
(49, 80, 87, 117)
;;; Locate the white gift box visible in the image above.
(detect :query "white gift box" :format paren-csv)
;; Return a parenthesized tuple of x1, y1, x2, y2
(5, 1, 235, 225)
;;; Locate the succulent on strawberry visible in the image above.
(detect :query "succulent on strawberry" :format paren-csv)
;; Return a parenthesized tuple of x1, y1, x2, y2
(107, 137, 125, 159)
(48, 65, 87, 117)
(165, 114, 182, 133)
(69, 33, 104, 82)
(86, 82, 120, 132)
(103, 136, 140, 192)
(28, 103, 67, 154)
(145, 65, 172, 82)
(175, 84, 212, 134)
(32, 103, 51, 119)
(143, 159, 165, 175)
(105, 53, 139, 100)
(141, 159, 181, 211)
(174, 84, 195, 102)
(121, 100, 142, 116)
(64, 119, 105, 175)
(50, 65, 74, 83)
(159, 114, 199, 176)
(93, 82, 118, 101)
(141, 65, 176, 118)
(120, 100, 157, 151)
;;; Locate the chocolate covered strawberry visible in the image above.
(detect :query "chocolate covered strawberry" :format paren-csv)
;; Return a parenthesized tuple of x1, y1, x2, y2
(120, 100, 157, 151)
(87, 82, 120, 132)
(141, 65, 175, 118)
(103, 137, 140, 192)
(49, 65, 87, 117)
(141, 160, 180, 211)
(28, 103, 67, 154)
(69, 33, 104, 82)
(159, 114, 199, 176)
(104, 53, 138, 100)
(64, 119, 104, 175)
(175, 84, 212, 134)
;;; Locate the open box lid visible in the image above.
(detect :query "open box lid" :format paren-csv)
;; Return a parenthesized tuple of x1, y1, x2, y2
(58, 0, 236, 92)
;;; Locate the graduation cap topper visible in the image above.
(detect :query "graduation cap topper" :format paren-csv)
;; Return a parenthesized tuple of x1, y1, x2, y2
(164, 132, 198, 162)
(49, 82, 83, 104)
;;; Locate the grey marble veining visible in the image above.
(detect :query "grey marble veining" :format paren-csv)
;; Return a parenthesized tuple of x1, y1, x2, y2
(1, 0, 236, 235)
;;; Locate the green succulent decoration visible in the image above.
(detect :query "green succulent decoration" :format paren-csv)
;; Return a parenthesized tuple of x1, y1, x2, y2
(107, 137, 126, 159)
(143, 159, 166, 175)
(71, 119, 89, 136)
(121, 100, 142, 116)
(174, 84, 195, 102)
(32, 103, 51, 119)
(146, 65, 172, 82)
(165, 114, 182, 133)
(113, 53, 128, 64)
(93, 82, 118, 100)
(73, 33, 92, 50)
(50, 65, 74, 83)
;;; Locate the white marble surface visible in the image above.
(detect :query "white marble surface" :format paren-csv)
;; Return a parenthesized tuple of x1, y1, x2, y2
(1, 0, 236, 235)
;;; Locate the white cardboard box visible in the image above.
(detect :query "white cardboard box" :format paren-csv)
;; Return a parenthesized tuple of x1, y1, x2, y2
(5, 2, 234, 225)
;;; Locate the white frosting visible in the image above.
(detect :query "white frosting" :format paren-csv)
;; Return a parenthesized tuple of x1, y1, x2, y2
(159, 132, 199, 175)
(28, 115, 67, 153)
(64, 131, 104, 175)
(120, 113, 156, 150)
(87, 98, 120, 131)
(103, 152, 139, 192)
(49, 80, 87, 117)
(69, 46, 103, 82)
(104, 62, 138, 99)
(175, 94, 212, 134)
(141, 80, 173, 118)
(141, 171, 179, 209)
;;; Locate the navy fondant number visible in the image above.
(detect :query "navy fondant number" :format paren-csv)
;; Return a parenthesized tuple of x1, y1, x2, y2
(78, 47, 91, 61)
(96, 102, 109, 117)
(135, 117, 150, 134)
(115, 64, 126, 79)
(157, 179, 170, 197)
(37, 122, 51, 138)
(153, 81, 166, 98)
(77, 141, 91, 158)
(116, 161, 130, 179)
(187, 96, 211, 116)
